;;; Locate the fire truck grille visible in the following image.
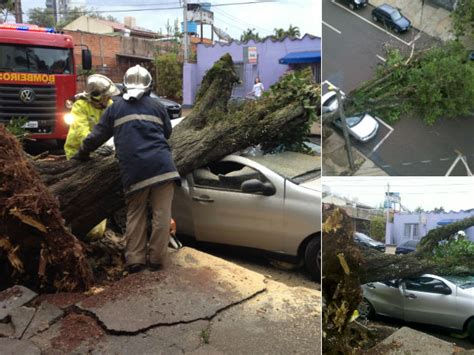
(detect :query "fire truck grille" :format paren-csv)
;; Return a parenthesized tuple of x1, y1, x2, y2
(0, 84, 57, 132)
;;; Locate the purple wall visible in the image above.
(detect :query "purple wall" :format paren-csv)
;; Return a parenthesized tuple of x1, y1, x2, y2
(392, 211, 474, 245)
(183, 34, 321, 107)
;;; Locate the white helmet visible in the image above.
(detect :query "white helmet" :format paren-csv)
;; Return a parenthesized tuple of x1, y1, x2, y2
(85, 74, 120, 100)
(123, 65, 152, 100)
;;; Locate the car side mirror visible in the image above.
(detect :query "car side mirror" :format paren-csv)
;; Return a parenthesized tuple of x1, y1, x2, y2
(434, 284, 451, 295)
(241, 179, 275, 196)
(82, 49, 92, 70)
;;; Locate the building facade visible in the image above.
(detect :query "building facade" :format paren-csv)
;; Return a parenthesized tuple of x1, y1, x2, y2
(183, 34, 321, 107)
(390, 210, 474, 245)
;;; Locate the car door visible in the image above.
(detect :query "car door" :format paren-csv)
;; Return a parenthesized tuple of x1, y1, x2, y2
(364, 281, 404, 319)
(402, 277, 460, 329)
(188, 157, 286, 253)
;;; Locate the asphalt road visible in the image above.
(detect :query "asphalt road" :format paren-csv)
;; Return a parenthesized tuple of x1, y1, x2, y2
(323, 0, 474, 176)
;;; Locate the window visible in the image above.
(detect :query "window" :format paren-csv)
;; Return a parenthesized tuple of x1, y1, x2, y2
(404, 277, 451, 294)
(192, 161, 268, 192)
(0, 44, 73, 74)
(404, 223, 419, 238)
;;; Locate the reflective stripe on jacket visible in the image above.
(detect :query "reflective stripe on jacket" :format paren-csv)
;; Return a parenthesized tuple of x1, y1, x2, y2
(80, 95, 180, 195)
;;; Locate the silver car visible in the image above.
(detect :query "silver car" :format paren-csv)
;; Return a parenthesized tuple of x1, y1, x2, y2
(334, 112, 379, 142)
(359, 274, 474, 341)
(172, 151, 321, 280)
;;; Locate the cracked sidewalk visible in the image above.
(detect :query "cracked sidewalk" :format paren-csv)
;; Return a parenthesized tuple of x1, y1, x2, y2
(0, 247, 320, 354)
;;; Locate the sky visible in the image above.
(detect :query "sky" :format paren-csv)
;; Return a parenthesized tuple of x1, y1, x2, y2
(21, 0, 321, 39)
(323, 177, 474, 212)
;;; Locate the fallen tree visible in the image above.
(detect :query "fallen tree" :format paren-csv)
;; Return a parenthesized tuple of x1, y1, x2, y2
(322, 205, 474, 353)
(322, 41, 474, 127)
(1, 54, 319, 291)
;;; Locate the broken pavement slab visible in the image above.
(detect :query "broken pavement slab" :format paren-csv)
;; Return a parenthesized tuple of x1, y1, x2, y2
(22, 301, 63, 339)
(366, 327, 461, 354)
(0, 285, 37, 322)
(76, 247, 267, 333)
(27, 247, 320, 354)
(206, 279, 320, 354)
(9, 306, 36, 339)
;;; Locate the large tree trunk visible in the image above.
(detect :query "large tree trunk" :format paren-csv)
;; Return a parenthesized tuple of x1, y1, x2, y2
(34, 54, 317, 237)
(2, 54, 318, 290)
(0, 126, 93, 292)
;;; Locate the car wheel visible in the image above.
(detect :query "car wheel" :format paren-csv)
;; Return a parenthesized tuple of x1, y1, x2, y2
(372, 15, 378, 22)
(358, 298, 375, 319)
(305, 237, 321, 281)
(349, 3, 355, 10)
(467, 318, 474, 342)
(394, 27, 400, 33)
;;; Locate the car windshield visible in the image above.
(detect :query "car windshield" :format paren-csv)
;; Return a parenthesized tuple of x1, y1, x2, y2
(0, 44, 73, 74)
(246, 151, 321, 184)
(390, 10, 402, 21)
(443, 275, 474, 289)
(345, 114, 364, 128)
(324, 95, 337, 108)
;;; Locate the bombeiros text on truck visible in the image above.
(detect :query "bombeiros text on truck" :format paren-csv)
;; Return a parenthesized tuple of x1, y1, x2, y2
(0, 23, 92, 142)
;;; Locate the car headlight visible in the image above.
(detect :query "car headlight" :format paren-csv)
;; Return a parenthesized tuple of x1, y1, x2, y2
(64, 113, 74, 125)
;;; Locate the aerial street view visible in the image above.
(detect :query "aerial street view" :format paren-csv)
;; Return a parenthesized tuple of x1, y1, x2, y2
(0, 0, 321, 353)
(322, 0, 474, 176)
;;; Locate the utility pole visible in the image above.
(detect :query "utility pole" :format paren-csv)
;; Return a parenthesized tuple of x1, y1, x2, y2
(385, 182, 391, 245)
(183, 0, 188, 63)
(334, 87, 355, 172)
(14, 0, 22, 23)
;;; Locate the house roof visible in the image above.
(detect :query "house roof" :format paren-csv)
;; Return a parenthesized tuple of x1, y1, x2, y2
(70, 16, 159, 38)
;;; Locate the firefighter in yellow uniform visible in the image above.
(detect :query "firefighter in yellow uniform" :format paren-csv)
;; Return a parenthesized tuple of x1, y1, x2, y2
(65, 74, 120, 238)
(64, 74, 120, 159)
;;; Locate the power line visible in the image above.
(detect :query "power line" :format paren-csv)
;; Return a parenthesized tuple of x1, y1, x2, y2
(24, 0, 278, 15)
(212, 7, 273, 34)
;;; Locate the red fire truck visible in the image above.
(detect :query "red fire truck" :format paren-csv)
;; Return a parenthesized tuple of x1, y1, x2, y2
(0, 23, 91, 142)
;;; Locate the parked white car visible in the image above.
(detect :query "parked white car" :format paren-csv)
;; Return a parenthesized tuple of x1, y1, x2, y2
(172, 151, 321, 280)
(359, 274, 474, 341)
(334, 112, 379, 142)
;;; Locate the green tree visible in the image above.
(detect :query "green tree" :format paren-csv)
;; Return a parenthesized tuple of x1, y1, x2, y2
(240, 28, 261, 42)
(287, 24, 301, 38)
(414, 206, 425, 213)
(346, 41, 474, 125)
(369, 215, 386, 242)
(27, 7, 56, 27)
(1, 0, 14, 23)
(432, 206, 446, 214)
(451, 0, 474, 40)
(272, 27, 286, 40)
(154, 53, 182, 100)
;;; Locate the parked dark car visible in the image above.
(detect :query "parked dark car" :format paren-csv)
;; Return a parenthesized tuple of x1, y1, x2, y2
(395, 239, 419, 254)
(340, 0, 368, 10)
(114, 83, 182, 119)
(354, 232, 385, 252)
(372, 4, 411, 33)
